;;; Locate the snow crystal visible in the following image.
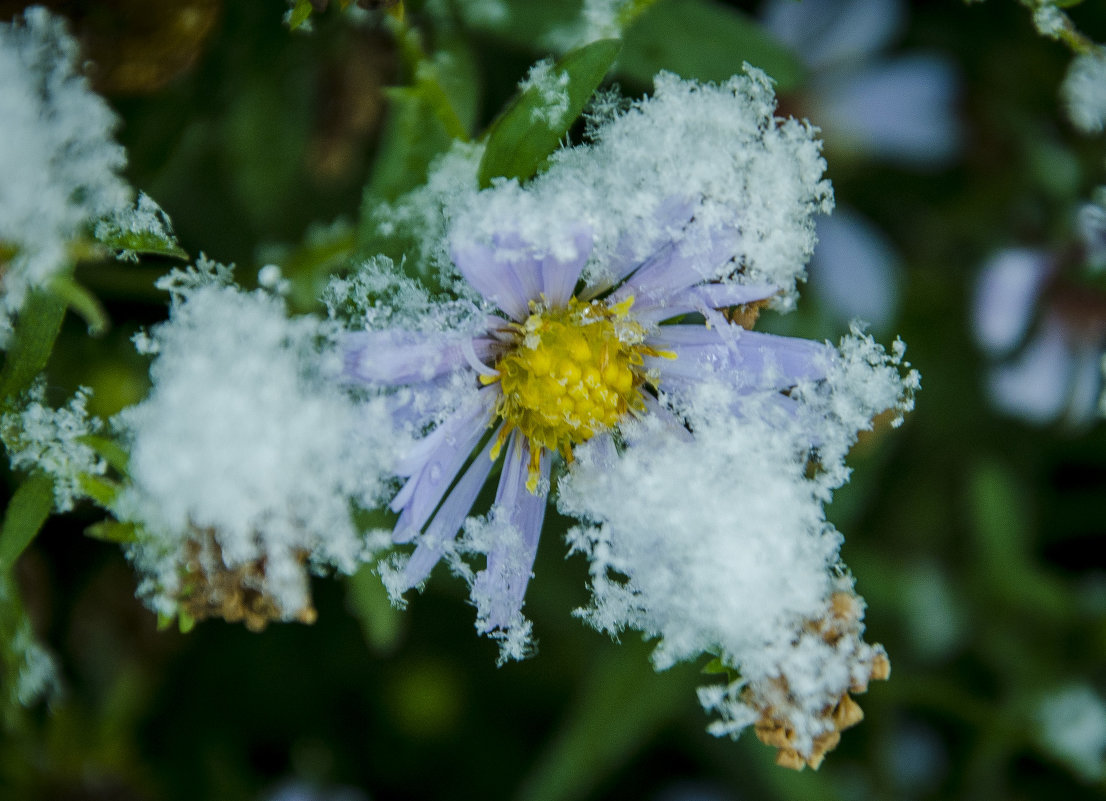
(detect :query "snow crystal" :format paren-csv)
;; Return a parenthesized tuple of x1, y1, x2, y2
(1033, 6, 1066, 40)
(366, 142, 485, 284)
(1037, 684, 1106, 781)
(449, 69, 833, 311)
(1062, 49, 1106, 135)
(519, 59, 571, 126)
(93, 193, 181, 262)
(559, 405, 840, 672)
(0, 382, 106, 512)
(0, 7, 131, 347)
(556, 322, 911, 749)
(114, 265, 405, 621)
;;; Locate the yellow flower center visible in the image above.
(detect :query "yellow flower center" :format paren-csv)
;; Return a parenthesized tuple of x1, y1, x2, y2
(484, 297, 661, 490)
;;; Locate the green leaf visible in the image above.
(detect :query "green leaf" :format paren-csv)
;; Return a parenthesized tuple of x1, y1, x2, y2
(619, 0, 805, 90)
(478, 39, 622, 188)
(0, 289, 67, 403)
(515, 641, 695, 801)
(178, 610, 196, 634)
(426, 33, 482, 137)
(85, 519, 139, 544)
(346, 563, 404, 655)
(76, 474, 122, 508)
(48, 275, 109, 338)
(286, 0, 314, 30)
(93, 227, 189, 261)
(0, 473, 54, 574)
(77, 434, 131, 476)
(363, 85, 455, 205)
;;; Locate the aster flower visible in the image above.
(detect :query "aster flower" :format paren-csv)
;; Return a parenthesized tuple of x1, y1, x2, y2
(348, 210, 832, 645)
(341, 71, 915, 764)
(973, 199, 1106, 425)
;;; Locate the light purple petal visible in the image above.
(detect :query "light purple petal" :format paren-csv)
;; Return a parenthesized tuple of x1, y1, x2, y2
(809, 209, 902, 329)
(762, 0, 904, 71)
(591, 197, 698, 293)
(814, 55, 961, 166)
(452, 230, 593, 319)
(474, 434, 550, 633)
(973, 248, 1051, 356)
(401, 431, 500, 589)
(632, 282, 779, 326)
(344, 329, 495, 385)
(539, 224, 593, 307)
(612, 224, 741, 309)
(646, 323, 833, 391)
(391, 388, 498, 542)
(451, 240, 535, 320)
(988, 322, 1073, 423)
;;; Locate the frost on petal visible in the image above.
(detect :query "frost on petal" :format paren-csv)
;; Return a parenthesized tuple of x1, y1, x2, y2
(1035, 684, 1106, 782)
(699, 586, 890, 770)
(451, 70, 833, 312)
(559, 407, 841, 673)
(1062, 49, 1106, 135)
(463, 434, 551, 664)
(0, 7, 131, 346)
(113, 276, 404, 627)
(0, 381, 106, 512)
(558, 392, 890, 762)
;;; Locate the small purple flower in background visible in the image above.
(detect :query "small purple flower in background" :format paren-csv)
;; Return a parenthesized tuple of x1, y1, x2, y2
(761, 0, 961, 330)
(762, 0, 960, 168)
(973, 200, 1106, 425)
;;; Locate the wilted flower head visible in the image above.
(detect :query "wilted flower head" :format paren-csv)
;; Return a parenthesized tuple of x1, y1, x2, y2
(338, 69, 916, 762)
(113, 260, 402, 628)
(0, 6, 131, 347)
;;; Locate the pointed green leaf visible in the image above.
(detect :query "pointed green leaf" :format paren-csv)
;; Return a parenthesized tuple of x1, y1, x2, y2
(77, 434, 131, 476)
(287, 0, 314, 30)
(76, 474, 122, 508)
(0, 473, 54, 573)
(0, 289, 67, 403)
(48, 275, 109, 337)
(85, 519, 139, 544)
(478, 39, 622, 188)
(178, 610, 196, 634)
(93, 227, 189, 261)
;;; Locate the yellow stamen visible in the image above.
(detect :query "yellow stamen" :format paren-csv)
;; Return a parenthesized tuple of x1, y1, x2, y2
(491, 296, 652, 486)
